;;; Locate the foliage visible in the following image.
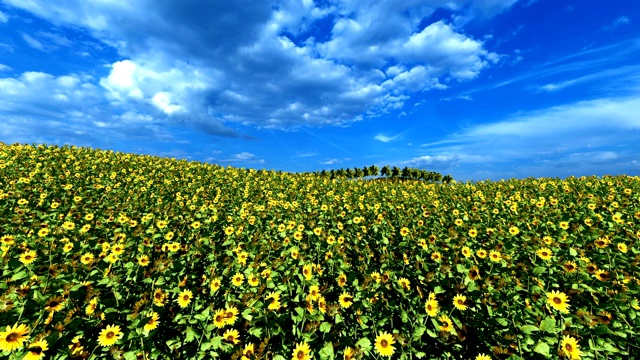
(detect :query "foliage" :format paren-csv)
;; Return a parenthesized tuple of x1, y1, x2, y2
(0, 143, 639, 359)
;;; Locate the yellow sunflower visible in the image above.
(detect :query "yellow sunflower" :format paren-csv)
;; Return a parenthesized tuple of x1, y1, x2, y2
(438, 314, 453, 332)
(210, 278, 222, 292)
(398, 278, 410, 290)
(292, 341, 312, 360)
(232, 273, 244, 287)
(374, 332, 395, 357)
(563, 261, 577, 273)
(339, 292, 354, 309)
(177, 289, 193, 308)
(23, 339, 48, 360)
(143, 312, 160, 332)
(431, 251, 442, 261)
(453, 294, 468, 311)
(461, 246, 472, 258)
(137, 255, 150, 267)
(476, 249, 487, 259)
(425, 298, 439, 317)
(468, 266, 481, 281)
(153, 289, 166, 307)
(265, 292, 282, 311)
(547, 290, 570, 313)
(508, 226, 519, 235)
(308, 285, 320, 301)
(343, 346, 356, 360)
(19, 250, 37, 265)
(97, 325, 122, 347)
(243, 343, 255, 356)
(337, 273, 347, 287)
(536, 247, 552, 261)
(489, 250, 501, 262)
(475, 354, 491, 360)
(44, 296, 65, 313)
(594, 270, 610, 282)
(223, 329, 240, 345)
(0, 323, 30, 351)
(213, 309, 227, 328)
(225, 306, 239, 325)
(560, 335, 581, 359)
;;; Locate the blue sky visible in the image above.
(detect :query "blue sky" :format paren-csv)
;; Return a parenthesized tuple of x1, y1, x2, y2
(1, 0, 639, 181)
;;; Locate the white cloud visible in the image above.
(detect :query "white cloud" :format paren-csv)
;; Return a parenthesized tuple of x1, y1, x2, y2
(613, 16, 631, 27)
(374, 133, 399, 142)
(0, 64, 11, 72)
(2, 0, 506, 135)
(0, 10, 8, 23)
(21, 33, 44, 50)
(413, 96, 640, 180)
(319, 158, 339, 165)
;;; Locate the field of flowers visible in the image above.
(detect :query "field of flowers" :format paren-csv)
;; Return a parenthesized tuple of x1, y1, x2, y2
(0, 143, 639, 360)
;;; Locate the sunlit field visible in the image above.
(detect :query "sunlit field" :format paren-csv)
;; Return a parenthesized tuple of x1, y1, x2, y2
(1, 143, 639, 360)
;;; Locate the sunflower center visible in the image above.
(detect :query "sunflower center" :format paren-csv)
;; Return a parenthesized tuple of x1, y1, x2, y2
(30, 347, 43, 354)
(6, 333, 18, 342)
(183, 295, 189, 300)
(381, 339, 388, 347)
(216, 315, 224, 322)
(25, 255, 32, 260)
(106, 331, 115, 339)
(297, 350, 305, 359)
(49, 301, 59, 308)
(565, 343, 573, 351)
(553, 297, 562, 304)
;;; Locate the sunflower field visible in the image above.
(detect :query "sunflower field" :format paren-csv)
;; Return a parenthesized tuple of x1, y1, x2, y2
(1, 143, 639, 360)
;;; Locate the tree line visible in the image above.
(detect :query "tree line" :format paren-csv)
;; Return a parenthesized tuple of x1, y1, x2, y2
(301, 165, 453, 183)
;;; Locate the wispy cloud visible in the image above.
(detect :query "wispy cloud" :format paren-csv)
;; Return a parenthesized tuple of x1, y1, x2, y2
(374, 133, 401, 143)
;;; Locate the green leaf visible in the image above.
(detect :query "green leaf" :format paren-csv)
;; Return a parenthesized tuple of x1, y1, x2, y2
(319, 322, 332, 333)
(456, 264, 467, 273)
(412, 326, 426, 341)
(495, 318, 509, 326)
(467, 281, 478, 292)
(520, 325, 539, 334)
(355, 337, 372, 351)
(248, 327, 263, 338)
(433, 286, 445, 294)
(200, 342, 212, 351)
(273, 356, 286, 360)
(539, 317, 556, 333)
(185, 327, 197, 343)
(533, 341, 550, 357)
(319, 342, 335, 360)
(123, 352, 137, 360)
(533, 266, 546, 275)
(569, 248, 577, 256)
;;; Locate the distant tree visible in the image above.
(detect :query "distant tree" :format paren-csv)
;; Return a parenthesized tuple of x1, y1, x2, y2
(442, 174, 453, 184)
(345, 168, 354, 178)
(401, 166, 410, 179)
(391, 166, 400, 178)
(362, 166, 370, 177)
(381, 165, 391, 177)
(369, 165, 379, 177)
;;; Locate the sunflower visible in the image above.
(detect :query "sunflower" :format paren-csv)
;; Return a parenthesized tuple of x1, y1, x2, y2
(560, 335, 581, 359)
(292, 341, 312, 360)
(563, 261, 577, 273)
(594, 237, 609, 248)
(210, 278, 222, 292)
(559, 221, 569, 230)
(374, 332, 395, 357)
(232, 273, 244, 287)
(44, 296, 65, 313)
(302, 264, 313, 280)
(425, 298, 439, 317)
(213, 309, 227, 328)
(508, 226, 519, 235)
(23, 339, 48, 360)
(153, 289, 166, 307)
(617, 243, 628, 253)
(438, 314, 453, 332)
(137, 255, 150, 267)
(317, 296, 327, 314)
(585, 264, 598, 274)
(223, 328, 240, 345)
(265, 292, 282, 311)
(225, 306, 239, 325)
(547, 290, 570, 313)
(536, 248, 552, 261)
(176, 290, 193, 308)
(339, 292, 353, 309)
(337, 273, 347, 287)
(308, 285, 320, 301)
(398, 278, 410, 290)
(594, 270, 610, 282)
(63, 243, 74, 253)
(19, 250, 37, 265)
(0, 323, 30, 351)
(248, 274, 260, 287)
(431, 251, 442, 261)
(243, 343, 255, 356)
(111, 243, 125, 255)
(97, 325, 122, 347)
(343, 346, 356, 360)
(475, 354, 491, 360)
(86, 298, 98, 315)
(468, 266, 481, 281)
(489, 250, 501, 262)
(453, 294, 468, 311)
(291, 249, 299, 259)
(143, 312, 160, 332)
(476, 249, 487, 259)
(461, 246, 472, 258)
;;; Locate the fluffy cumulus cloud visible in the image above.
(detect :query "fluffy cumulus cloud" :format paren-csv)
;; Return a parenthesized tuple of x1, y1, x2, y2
(1, 0, 509, 135)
